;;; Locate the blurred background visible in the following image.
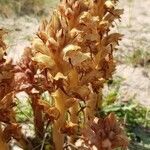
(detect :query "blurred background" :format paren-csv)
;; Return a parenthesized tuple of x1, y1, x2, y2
(0, 0, 59, 16)
(0, 0, 150, 149)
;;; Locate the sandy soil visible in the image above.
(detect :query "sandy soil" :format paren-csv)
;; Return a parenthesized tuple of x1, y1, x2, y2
(116, 0, 150, 106)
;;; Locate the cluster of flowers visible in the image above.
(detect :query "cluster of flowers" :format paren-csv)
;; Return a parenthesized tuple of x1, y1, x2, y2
(0, 0, 128, 149)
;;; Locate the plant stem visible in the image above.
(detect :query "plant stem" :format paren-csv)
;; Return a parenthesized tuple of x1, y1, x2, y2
(0, 125, 9, 150)
(52, 89, 67, 150)
(85, 93, 98, 123)
(69, 102, 78, 143)
(31, 95, 44, 139)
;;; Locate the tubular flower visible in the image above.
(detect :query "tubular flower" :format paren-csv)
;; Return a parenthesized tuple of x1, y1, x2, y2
(13, 47, 54, 93)
(0, 29, 15, 124)
(0, 28, 14, 99)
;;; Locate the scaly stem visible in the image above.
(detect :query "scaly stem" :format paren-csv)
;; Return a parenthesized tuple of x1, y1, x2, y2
(31, 95, 44, 140)
(69, 102, 78, 143)
(85, 93, 98, 124)
(0, 125, 9, 150)
(52, 89, 67, 150)
(68, 69, 79, 143)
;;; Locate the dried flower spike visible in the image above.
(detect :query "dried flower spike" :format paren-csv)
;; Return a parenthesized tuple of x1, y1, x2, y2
(30, 0, 125, 149)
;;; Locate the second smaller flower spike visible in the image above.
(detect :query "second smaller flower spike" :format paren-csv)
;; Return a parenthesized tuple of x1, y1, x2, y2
(82, 113, 129, 150)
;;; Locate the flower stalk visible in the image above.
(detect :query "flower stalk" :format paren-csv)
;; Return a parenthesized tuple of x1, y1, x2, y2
(52, 89, 67, 149)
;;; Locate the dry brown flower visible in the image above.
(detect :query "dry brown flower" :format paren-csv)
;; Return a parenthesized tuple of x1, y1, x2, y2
(82, 113, 128, 150)
(0, 92, 16, 123)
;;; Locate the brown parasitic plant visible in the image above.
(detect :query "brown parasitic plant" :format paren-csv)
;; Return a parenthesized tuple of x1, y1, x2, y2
(0, 0, 128, 149)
